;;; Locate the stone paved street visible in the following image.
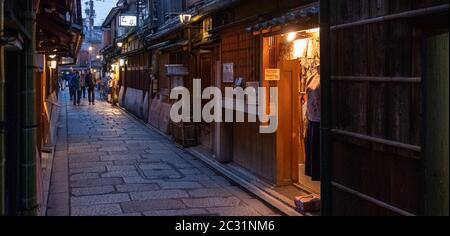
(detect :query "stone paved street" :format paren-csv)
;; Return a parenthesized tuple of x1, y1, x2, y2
(46, 91, 280, 216)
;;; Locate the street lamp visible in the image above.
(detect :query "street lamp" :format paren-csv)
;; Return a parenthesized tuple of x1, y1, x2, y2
(179, 14, 192, 25)
(178, 13, 195, 55)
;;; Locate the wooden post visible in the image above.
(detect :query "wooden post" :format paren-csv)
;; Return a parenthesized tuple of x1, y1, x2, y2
(320, 0, 332, 216)
(0, 0, 6, 216)
(20, 0, 38, 216)
(424, 31, 449, 216)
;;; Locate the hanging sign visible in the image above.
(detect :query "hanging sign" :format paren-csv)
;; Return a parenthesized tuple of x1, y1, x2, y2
(223, 63, 234, 83)
(120, 15, 137, 27)
(265, 69, 280, 81)
(60, 57, 75, 65)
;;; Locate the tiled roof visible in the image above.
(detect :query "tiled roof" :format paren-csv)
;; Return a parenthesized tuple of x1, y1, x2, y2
(246, 3, 319, 32)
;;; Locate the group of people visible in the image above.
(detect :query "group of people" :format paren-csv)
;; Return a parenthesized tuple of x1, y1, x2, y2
(63, 71, 96, 106)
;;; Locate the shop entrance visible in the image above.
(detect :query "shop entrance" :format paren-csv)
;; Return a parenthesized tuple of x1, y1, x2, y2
(263, 27, 321, 196)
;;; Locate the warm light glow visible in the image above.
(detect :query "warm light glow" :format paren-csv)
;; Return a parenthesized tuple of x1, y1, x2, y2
(50, 61, 57, 69)
(49, 54, 57, 59)
(179, 14, 192, 25)
(88, 46, 93, 51)
(117, 42, 123, 48)
(286, 32, 297, 42)
(96, 55, 101, 59)
(292, 39, 308, 59)
(306, 27, 320, 34)
(119, 59, 125, 67)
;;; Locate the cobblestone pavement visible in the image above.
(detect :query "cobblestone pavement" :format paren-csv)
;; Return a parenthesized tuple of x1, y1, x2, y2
(46, 91, 280, 216)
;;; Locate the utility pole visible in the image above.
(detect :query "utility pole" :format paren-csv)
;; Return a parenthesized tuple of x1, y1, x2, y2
(85, 0, 97, 70)
(136, 0, 140, 27)
(87, 0, 95, 42)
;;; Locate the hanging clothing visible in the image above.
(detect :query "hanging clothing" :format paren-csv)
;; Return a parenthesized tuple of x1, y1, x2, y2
(306, 70, 321, 123)
(305, 68, 321, 181)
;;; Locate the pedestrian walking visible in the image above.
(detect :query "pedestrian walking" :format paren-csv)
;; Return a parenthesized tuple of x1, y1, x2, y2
(68, 72, 76, 102)
(59, 74, 66, 91)
(80, 71, 87, 99)
(100, 74, 108, 100)
(86, 71, 96, 105)
(72, 72, 81, 106)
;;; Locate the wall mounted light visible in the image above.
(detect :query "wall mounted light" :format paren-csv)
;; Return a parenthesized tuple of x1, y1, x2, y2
(88, 46, 93, 51)
(49, 54, 57, 59)
(119, 59, 125, 67)
(179, 14, 192, 25)
(96, 55, 101, 59)
(117, 42, 123, 48)
(286, 32, 297, 42)
(292, 39, 308, 59)
(306, 27, 320, 34)
(50, 60, 57, 69)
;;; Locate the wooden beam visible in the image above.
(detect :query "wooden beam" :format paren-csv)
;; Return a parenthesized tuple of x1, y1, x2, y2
(332, 182, 416, 216)
(331, 4, 449, 31)
(331, 76, 421, 83)
(331, 129, 421, 153)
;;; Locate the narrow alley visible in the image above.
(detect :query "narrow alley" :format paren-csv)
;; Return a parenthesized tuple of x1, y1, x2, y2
(1, 0, 448, 219)
(46, 91, 280, 216)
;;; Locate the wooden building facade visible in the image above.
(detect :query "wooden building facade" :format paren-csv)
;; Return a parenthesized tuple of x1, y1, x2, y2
(211, 0, 320, 187)
(1, 0, 83, 216)
(321, 0, 449, 216)
(100, 0, 449, 216)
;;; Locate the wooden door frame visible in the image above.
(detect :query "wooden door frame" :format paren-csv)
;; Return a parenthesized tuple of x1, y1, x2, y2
(197, 46, 220, 152)
(276, 59, 300, 185)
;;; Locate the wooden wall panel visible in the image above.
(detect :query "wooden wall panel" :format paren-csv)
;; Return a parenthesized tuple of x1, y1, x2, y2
(232, 121, 276, 183)
(221, 30, 259, 89)
(331, 188, 400, 216)
(328, 0, 447, 215)
(332, 139, 421, 214)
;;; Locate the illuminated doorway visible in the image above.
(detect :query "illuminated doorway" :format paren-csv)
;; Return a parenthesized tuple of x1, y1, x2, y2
(263, 27, 321, 195)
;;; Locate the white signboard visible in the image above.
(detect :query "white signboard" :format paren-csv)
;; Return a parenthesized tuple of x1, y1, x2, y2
(223, 63, 234, 83)
(120, 15, 137, 27)
(61, 57, 75, 65)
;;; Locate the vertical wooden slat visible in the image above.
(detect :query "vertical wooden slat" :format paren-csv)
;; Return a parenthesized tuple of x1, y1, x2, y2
(327, 0, 447, 216)
(423, 31, 449, 216)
